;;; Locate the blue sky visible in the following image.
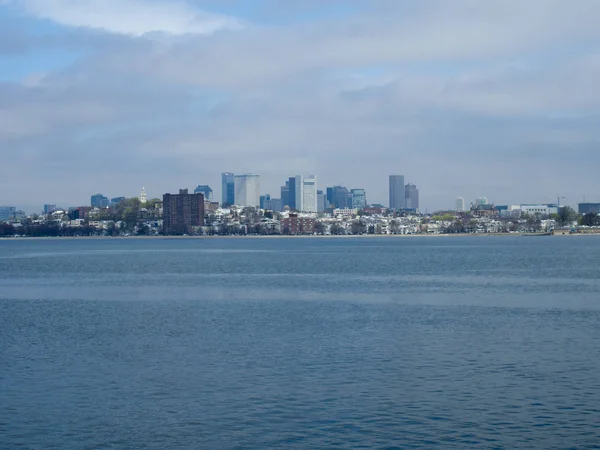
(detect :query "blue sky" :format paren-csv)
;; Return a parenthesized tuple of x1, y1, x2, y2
(1, 0, 600, 211)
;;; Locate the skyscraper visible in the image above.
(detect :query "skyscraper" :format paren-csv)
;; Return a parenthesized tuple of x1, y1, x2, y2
(194, 185, 213, 201)
(350, 189, 367, 210)
(162, 189, 205, 235)
(281, 182, 290, 209)
(221, 173, 235, 207)
(404, 183, 419, 210)
(455, 197, 465, 212)
(389, 175, 405, 210)
(287, 176, 297, 210)
(317, 190, 326, 213)
(90, 194, 109, 208)
(234, 174, 260, 207)
(331, 186, 350, 209)
(302, 175, 317, 212)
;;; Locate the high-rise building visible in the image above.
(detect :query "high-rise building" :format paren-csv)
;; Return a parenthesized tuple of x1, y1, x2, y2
(162, 189, 205, 235)
(43, 204, 57, 214)
(326, 187, 334, 208)
(234, 174, 260, 207)
(0, 206, 17, 221)
(389, 175, 405, 210)
(317, 190, 326, 213)
(221, 173, 235, 207)
(302, 175, 317, 212)
(260, 194, 271, 209)
(111, 197, 125, 206)
(90, 194, 109, 208)
(404, 183, 419, 210)
(455, 197, 466, 212)
(281, 182, 290, 209)
(350, 189, 367, 210)
(194, 185, 213, 201)
(287, 177, 297, 210)
(579, 203, 600, 214)
(329, 186, 349, 209)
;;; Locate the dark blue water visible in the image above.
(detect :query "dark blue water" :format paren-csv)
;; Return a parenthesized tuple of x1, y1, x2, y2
(1, 236, 600, 449)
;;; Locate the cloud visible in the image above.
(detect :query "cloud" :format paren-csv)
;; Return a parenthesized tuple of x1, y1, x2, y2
(2, 0, 244, 36)
(2, 0, 600, 210)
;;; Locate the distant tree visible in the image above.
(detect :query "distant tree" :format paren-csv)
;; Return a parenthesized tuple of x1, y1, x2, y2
(350, 220, 366, 235)
(557, 206, 578, 227)
(580, 212, 600, 227)
(314, 222, 325, 235)
(330, 223, 344, 235)
(389, 219, 400, 234)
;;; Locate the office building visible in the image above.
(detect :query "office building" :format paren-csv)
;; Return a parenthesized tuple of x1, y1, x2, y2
(317, 190, 326, 213)
(162, 189, 205, 235)
(0, 206, 16, 221)
(350, 189, 367, 210)
(579, 203, 600, 214)
(302, 175, 318, 212)
(260, 194, 271, 209)
(111, 197, 125, 206)
(90, 194, 109, 208)
(281, 182, 290, 209)
(221, 173, 235, 207)
(455, 197, 465, 212)
(326, 187, 334, 208)
(520, 204, 559, 216)
(194, 185, 213, 202)
(405, 183, 419, 210)
(389, 175, 405, 210)
(234, 174, 260, 208)
(329, 186, 350, 209)
(43, 204, 57, 214)
(287, 177, 298, 210)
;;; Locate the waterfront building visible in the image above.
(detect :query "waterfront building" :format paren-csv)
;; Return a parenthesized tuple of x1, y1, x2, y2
(162, 189, 204, 235)
(389, 175, 405, 210)
(221, 173, 235, 207)
(455, 197, 465, 212)
(194, 185, 213, 201)
(234, 174, 260, 208)
(350, 189, 367, 210)
(90, 194, 109, 208)
(280, 214, 316, 235)
(579, 203, 600, 214)
(404, 184, 419, 210)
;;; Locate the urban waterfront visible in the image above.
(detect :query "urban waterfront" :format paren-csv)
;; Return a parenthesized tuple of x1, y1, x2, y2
(1, 237, 600, 448)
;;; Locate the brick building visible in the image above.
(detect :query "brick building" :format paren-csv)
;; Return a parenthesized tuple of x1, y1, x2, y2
(280, 214, 316, 235)
(162, 189, 204, 235)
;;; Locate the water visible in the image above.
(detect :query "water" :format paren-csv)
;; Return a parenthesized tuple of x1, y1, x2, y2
(1, 236, 600, 448)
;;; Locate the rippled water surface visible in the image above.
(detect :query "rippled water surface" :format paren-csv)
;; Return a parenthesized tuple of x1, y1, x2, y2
(1, 236, 600, 448)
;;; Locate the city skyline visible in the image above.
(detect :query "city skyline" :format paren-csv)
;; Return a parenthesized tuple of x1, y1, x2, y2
(1, 2, 600, 211)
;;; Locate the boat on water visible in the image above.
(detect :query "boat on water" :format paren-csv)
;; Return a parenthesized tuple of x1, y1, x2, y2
(521, 232, 552, 236)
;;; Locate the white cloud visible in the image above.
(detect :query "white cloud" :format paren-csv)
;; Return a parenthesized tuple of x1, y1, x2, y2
(3, 0, 243, 36)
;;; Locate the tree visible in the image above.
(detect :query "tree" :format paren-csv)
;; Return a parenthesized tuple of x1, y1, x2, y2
(350, 220, 366, 235)
(330, 223, 344, 235)
(314, 222, 325, 235)
(557, 206, 578, 227)
(581, 212, 600, 227)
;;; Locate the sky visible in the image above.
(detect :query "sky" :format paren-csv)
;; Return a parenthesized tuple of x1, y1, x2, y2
(1, 0, 600, 212)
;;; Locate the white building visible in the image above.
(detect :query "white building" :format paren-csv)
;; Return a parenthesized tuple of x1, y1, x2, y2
(302, 175, 317, 213)
(140, 187, 147, 203)
(455, 197, 465, 212)
(519, 204, 559, 216)
(234, 174, 260, 207)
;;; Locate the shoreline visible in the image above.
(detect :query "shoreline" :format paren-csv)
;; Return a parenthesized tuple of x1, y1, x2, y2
(1, 233, 598, 241)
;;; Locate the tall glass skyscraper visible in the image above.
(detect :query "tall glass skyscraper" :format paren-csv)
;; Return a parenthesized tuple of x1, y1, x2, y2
(302, 175, 317, 212)
(389, 175, 405, 210)
(221, 173, 235, 207)
(404, 183, 419, 210)
(234, 174, 260, 207)
(350, 189, 367, 209)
